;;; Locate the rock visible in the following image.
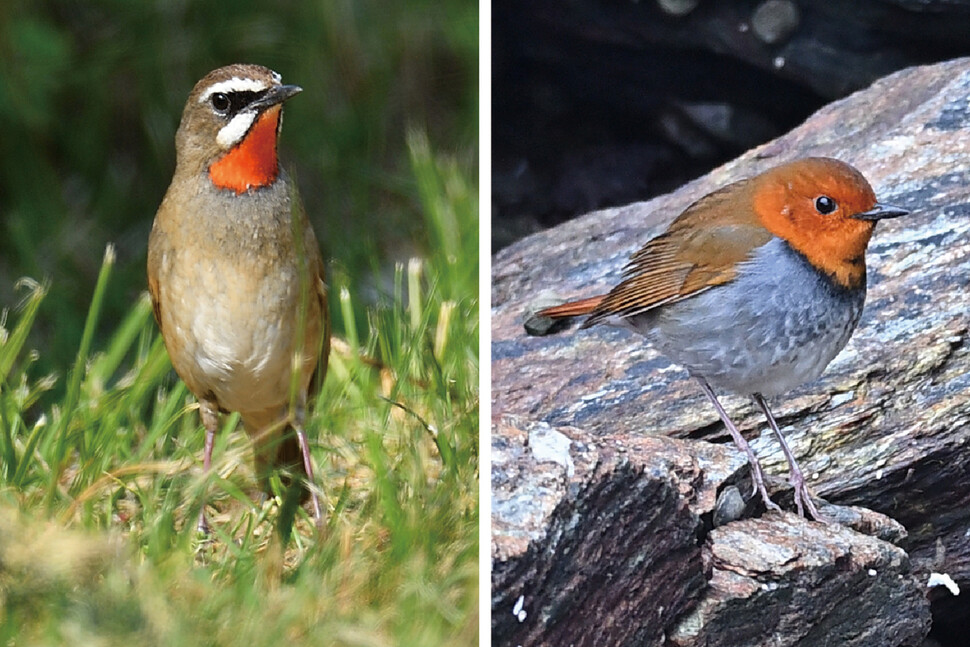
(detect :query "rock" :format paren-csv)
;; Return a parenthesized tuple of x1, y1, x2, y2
(491, 58, 970, 644)
(751, 0, 801, 46)
(668, 516, 930, 647)
(491, 417, 741, 646)
(657, 0, 700, 18)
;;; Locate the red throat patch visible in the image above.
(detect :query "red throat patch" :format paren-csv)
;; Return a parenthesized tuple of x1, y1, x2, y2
(209, 106, 282, 194)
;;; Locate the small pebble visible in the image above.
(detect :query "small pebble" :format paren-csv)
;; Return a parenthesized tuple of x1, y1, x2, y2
(752, 0, 800, 44)
(713, 485, 747, 526)
(657, 0, 699, 17)
(928, 572, 960, 596)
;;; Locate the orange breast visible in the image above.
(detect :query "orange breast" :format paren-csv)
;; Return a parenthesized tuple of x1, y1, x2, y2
(209, 106, 281, 194)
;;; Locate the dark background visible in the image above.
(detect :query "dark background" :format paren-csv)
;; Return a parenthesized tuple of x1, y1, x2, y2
(0, 0, 477, 371)
(492, 0, 970, 250)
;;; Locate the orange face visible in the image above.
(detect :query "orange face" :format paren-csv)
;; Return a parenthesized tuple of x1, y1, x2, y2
(752, 158, 879, 289)
(208, 105, 282, 194)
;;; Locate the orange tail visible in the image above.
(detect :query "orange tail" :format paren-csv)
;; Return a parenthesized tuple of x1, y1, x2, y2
(537, 295, 606, 319)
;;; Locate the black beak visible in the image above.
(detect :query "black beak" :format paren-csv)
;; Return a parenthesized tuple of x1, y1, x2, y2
(248, 84, 303, 112)
(853, 202, 909, 221)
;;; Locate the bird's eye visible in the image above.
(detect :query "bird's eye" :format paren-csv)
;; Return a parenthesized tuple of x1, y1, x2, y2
(210, 93, 231, 114)
(814, 196, 837, 214)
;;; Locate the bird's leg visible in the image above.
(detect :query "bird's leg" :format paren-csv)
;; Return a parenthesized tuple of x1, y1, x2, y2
(752, 393, 822, 521)
(198, 399, 220, 534)
(292, 398, 323, 531)
(695, 377, 781, 513)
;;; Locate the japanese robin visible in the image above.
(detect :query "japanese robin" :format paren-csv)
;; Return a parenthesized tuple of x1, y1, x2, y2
(536, 157, 908, 519)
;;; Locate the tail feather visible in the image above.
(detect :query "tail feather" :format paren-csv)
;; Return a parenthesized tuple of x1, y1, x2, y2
(537, 295, 605, 319)
(242, 410, 309, 501)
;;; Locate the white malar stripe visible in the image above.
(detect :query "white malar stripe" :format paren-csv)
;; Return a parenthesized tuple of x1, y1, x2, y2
(216, 111, 257, 148)
(199, 77, 269, 102)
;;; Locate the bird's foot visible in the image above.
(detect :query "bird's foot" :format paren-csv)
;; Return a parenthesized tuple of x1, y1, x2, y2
(747, 465, 782, 514)
(788, 468, 835, 522)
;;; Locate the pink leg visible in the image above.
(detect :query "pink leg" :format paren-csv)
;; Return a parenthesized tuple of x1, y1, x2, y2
(293, 401, 323, 531)
(198, 400, 219, 534)
(752, 393, 822, 520)
(695, 378, 780, 513)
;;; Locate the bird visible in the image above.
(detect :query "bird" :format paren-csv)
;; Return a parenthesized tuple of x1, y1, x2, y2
(147, 64, 329, 533)
(535, 157, 908, 520)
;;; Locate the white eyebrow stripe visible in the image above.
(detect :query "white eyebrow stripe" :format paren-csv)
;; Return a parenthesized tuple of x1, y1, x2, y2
(216, 111, 258, 148)
(199, 77, 269, 102)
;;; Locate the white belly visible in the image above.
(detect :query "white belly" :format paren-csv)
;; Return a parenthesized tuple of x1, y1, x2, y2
(159, 250, 302, 414)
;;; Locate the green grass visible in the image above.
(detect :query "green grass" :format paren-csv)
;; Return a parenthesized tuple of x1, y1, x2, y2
(0, 0, 477, 376)
(0, 136, 479, 646)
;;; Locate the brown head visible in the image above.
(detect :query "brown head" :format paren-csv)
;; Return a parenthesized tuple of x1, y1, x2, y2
(173, 63, 302, 194)
(751, 157, 908, 289)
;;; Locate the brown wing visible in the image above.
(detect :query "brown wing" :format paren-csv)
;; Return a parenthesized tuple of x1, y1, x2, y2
(292, 173, 330, 400)
(584, 178, 772, 327)
(147, 274, 163, 328)
(311, 254, 331, 395)
(146, 221, 165, 332)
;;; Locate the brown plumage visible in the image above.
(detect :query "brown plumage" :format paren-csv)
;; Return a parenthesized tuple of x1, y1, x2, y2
(148, 64, 329, 532)
(540, 158, 883, 328)
(536, 158, 908, 519)
(582, 181, 772, 326)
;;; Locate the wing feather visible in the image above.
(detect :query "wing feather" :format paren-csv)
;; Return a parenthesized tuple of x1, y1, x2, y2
(584, 178, 772, 326)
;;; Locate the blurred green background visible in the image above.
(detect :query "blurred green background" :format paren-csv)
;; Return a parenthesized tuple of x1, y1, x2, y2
(0, 0, 478, 372)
